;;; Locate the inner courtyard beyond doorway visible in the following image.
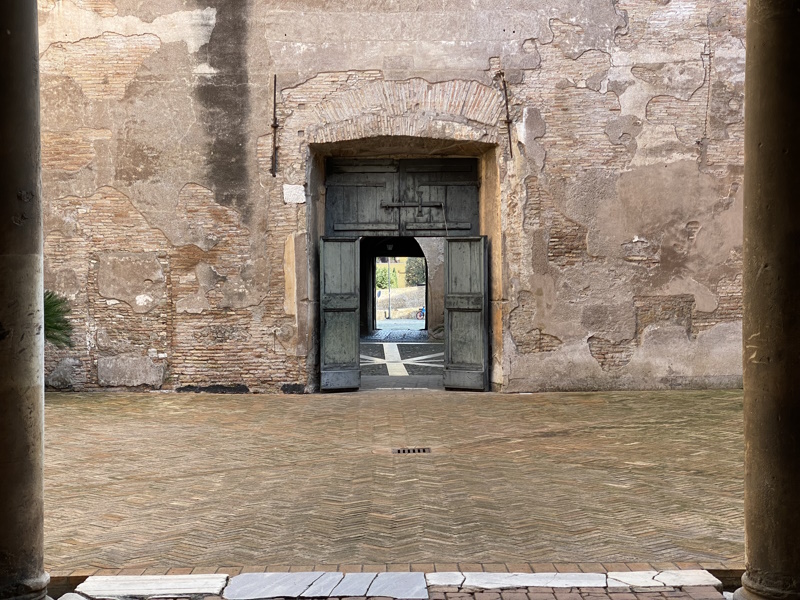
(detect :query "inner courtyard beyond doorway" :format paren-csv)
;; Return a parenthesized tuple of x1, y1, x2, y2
(364, 253, 442, 390)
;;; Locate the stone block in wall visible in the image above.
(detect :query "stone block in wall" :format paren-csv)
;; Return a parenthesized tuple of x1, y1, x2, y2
(45, 357, 82, 390)
(97, 354, 165, 388)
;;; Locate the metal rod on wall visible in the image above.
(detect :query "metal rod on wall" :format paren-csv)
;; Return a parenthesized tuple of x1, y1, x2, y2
(270, 74, 279, 177)
(499, 71, 514, 158)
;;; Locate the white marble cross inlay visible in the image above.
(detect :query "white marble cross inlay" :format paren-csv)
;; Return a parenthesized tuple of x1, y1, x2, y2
(361, 343, 444, 377)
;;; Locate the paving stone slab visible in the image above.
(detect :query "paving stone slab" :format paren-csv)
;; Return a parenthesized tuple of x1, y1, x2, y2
(655, 571, 722, 589)
(462, 574, 556, 589)
(425, 573, 465, 587)
(77, 575, 228, 598)
(301, 573, 344, 597)
(367, 573, 428, 599)
(607, 572, 663, 588)
(329, 573, 378, 597)
(224, 573, 324, 599)
(549, 573, 607, 588)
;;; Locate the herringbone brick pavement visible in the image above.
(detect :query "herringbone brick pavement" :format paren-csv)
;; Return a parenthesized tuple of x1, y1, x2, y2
(44, 389, 743, 571)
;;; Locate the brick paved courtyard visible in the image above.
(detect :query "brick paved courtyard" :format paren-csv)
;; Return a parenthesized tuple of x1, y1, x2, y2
(44, 389, 744, 572)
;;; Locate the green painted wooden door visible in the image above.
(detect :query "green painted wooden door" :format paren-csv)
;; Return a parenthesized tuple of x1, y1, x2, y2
(320, 237, 361, 391)
(444, 236, 489, 391)
(324, 158, 480, 238)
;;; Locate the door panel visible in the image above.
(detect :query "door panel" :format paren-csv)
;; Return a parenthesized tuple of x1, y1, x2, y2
(448, 311, 483, 366)
(320, 237, 360, 391)
(326, 161, 399, 237)
(400, 159, 479, 237)
(444, 236, 489, 391)
(325, 158, 479, 238)
(322, 312, 358, 364)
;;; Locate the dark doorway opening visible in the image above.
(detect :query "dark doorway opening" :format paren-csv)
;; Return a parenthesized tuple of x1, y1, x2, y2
(357, 236, 443, 390)
(358, 236, 430, 337)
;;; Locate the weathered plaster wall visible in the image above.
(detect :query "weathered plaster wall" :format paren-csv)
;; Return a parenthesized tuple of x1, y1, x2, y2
(39, 0, 745, 392)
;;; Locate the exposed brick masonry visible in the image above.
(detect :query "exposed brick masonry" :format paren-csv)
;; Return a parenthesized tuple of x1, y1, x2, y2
(40, 33, 161, 100)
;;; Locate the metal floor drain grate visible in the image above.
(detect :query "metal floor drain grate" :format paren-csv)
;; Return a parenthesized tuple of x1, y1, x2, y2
(392, 447, 431, 454)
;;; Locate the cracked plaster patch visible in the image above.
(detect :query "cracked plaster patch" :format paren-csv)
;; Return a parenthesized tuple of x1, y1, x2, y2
(193, 62, 219, 76)
(606, 114, 643, 153)
(631, 61, 706, 101)
(72, 0, 118, 17)
(176, 263, 224, 314)
(39, 4, 217, 54)
(260, 1, 625, 75)
(97, 252, 165, 313)
(662, 276, 718, 313)
(517, 106, 547, 168)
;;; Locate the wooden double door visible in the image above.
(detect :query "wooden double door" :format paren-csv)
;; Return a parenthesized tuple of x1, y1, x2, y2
(319, 158, 489, 392)
(320, 236, 488, 392)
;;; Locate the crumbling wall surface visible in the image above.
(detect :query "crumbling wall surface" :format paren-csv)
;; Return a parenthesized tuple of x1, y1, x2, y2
(504, 0, 746, 391)
(39, 0, 304, 392)
(39, 0, 745, 392)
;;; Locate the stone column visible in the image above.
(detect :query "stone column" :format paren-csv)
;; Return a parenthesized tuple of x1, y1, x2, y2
(735, 1, 800, 600)
(0, 3, 48, 600)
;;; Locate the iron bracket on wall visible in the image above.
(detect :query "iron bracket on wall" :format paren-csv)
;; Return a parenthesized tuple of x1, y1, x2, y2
(497, 71, 514, 158)
(270, 74, 279, 177)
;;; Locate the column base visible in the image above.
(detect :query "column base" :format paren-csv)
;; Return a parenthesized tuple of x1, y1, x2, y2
(0, 574, 49, 600)
(734, 572, 800, 600)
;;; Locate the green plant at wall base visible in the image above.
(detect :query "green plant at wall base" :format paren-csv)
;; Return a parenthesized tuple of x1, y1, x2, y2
(375, 266, 398, 290)
(44, 290, 74, 348)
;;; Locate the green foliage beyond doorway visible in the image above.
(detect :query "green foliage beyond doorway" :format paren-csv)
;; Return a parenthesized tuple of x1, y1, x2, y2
(375, 266, 398, 290)
(405, 257, 426, 286)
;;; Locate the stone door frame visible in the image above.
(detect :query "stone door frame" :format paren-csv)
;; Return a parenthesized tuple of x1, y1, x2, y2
(304, 138, 504, 392)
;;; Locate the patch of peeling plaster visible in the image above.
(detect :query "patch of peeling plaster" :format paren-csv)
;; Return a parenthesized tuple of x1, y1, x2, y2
(602, 1, 712, 166)
(40, 33, 161, 100)
(39, 3, 216, 54)
(259, 1, 626, 77)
